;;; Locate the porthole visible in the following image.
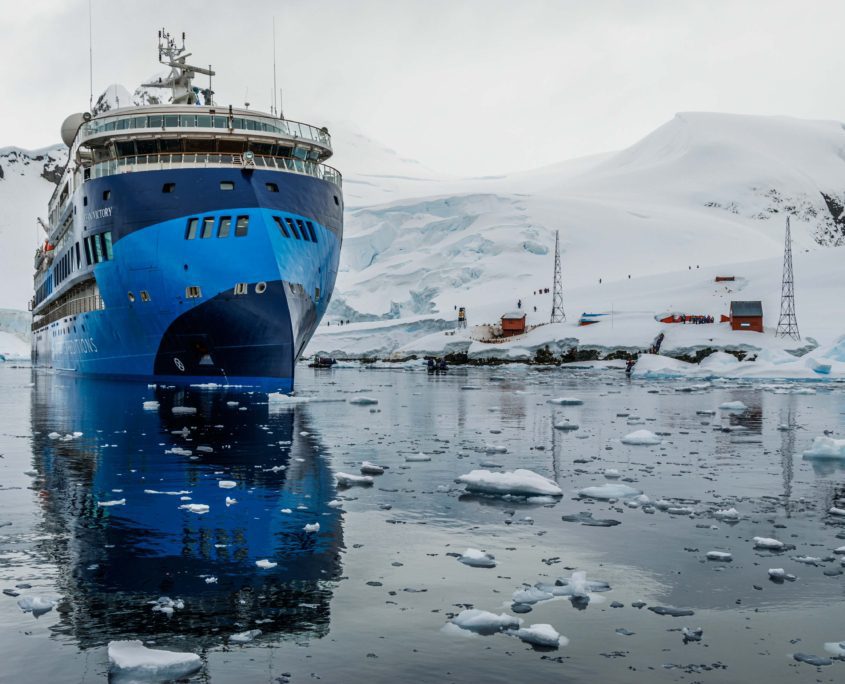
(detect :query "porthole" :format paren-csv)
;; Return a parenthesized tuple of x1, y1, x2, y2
(255, 281, 267, 294)
(103, 190, 111, 200)
(127, 291, 136, 302)
(140, 290, 151, 302)
(333, 195, 339, 206)
(220, 181, 235, 191)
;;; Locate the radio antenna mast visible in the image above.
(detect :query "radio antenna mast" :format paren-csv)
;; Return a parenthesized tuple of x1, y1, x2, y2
(272, 17, 278, 116)
(88, 0, 94, 111)
(550, 230, 566, 323)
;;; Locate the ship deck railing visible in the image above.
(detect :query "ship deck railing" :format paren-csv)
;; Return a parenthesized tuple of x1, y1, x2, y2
(32, 294, 105, 332)
(85, 153, 342, 188)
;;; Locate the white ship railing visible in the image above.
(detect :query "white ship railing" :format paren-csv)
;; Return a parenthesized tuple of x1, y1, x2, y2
(32, 294, 105, 331)
(87, 154, 342, 188)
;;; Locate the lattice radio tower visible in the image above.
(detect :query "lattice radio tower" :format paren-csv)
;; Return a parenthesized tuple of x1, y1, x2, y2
(775, 216, 800, 340)
(550, 230, 565, 323)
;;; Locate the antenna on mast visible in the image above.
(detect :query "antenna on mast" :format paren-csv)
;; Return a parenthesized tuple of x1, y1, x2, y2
(88, 0, 93, 111)
(272, 16, 278, 116)
(775, 215, 800, 340)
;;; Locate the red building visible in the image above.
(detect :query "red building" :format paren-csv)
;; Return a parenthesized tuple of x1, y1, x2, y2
(501, 312, 527, 337)
(729, 300, 763, 332)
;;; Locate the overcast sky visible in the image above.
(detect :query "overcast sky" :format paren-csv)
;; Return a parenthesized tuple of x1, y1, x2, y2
(4, 0, 844, 176)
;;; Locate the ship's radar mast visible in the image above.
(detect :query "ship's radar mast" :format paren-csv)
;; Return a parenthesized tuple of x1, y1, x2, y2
(142, 29, 216, 105)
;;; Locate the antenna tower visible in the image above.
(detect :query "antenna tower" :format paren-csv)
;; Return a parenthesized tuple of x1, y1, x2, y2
(550, 230, 566, 323)
(775, 216, 800, 340)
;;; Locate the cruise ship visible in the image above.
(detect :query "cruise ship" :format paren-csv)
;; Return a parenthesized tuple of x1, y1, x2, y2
(31, 31, 342, 392)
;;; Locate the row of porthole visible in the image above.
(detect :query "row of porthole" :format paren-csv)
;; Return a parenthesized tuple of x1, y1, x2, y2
(127, 282, 268, 303)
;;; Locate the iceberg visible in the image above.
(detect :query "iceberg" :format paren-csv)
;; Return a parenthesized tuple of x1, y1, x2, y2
(108, 640, 201, 681)
(456, 469, 563, 497)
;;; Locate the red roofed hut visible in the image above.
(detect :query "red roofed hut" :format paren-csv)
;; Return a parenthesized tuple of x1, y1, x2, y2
(501, 311, 527, 337)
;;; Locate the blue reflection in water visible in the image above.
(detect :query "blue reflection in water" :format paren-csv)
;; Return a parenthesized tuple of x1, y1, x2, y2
(30, 372, 343, 647)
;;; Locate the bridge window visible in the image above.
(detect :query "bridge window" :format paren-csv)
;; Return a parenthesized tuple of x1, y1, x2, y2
(186, 218, 199, 240)
(162, 182, 176, 193)
(285, 217, 300, 239)
(235, 216, 249, 237)
(200, 216, 215, 239)
(83, 238, 92, 265)
(103, 232, 113, 260)
(220, 181, 235, 191)
(218, 216, 231, 238)
(306, 221, 317, 242)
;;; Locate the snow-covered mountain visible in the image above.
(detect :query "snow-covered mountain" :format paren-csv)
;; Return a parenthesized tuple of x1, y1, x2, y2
(3, 109, 844, 359)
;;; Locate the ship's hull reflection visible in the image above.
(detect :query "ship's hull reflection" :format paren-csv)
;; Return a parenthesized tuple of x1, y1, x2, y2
(31, 372, 343, 648)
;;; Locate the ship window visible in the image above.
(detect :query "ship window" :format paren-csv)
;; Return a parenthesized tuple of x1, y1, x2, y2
(218, 216, 231, 238)
(306, 221, 317, 242)
(285, 217, 300, 239)
(233, 282, 248, 295)
(295, 219, 310, 242)
(75, 242, 81, 268)
(148, 115, 162, 128)
(83, 237, 92, 265)
(103, 190, 111, 200)
(220, 181, 235, 191)
(273, 216, 289, 237)
(213, 115, 228, 128)
(127, 291, 135, 302)
(159, 138, 180, 153)
(116, 118, 128, 130)
(293, 146, 308, 160)
(131, 116, 147, 129)
(235, 216, 249, 237)
(186, 218, 199, 240)
(265, 182, 279, 192)
(180, 115, 196, 127)
(200, 217, 214, 239)
(333, 195, 339, 206)
(186, 286, 202, 299)
(255, 281, 267, 294)
(140, 290, 151, 302)
(315, 286, 320, 302)
(93, 234, 104, 263)
(83, 196, 88, 206)
(136, 139, 156, 155)
(163, 115, 179, 128)
(196, 115, 211, 128)
(162, 182, 175, 193)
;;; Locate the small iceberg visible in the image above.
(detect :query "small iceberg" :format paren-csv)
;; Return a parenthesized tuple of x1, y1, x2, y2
(803, 437, 845, 459)
(335, 472, 374, 487)
(458, 548, 497, 568)
(718, 401, 747, 411)
(449, 609, 521, 635)
(456, 469, 563, 497)
(753, 537, 785, 550)
(509, 623, 566, 648)
(578, 483, 641, 500)
(548, 397, 583, 406)
(108, 640, 201, 681)
(621, 429, 661, 445)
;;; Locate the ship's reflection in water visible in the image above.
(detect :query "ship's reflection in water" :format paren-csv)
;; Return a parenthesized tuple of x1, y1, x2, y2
(31, 373, 343, 649)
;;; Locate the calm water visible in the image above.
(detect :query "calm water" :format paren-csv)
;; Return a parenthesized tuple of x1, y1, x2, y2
(0, 362, 843, 683)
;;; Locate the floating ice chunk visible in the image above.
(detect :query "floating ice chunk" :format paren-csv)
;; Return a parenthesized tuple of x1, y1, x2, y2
(484, 444, 508, 454)
(327, 500, 343, 508)
(225, 497, 237, 506)
(165, 447, 192, 456)
(280, 508, 292, 514)
(828, 507, 845, 516)
(348, 396, 378, 405)
(47, 432, 61, 440)
(98, 498, 126, 507)
(621, 429, 661, 445)
(566, 571, 590, 599)
(553, 421, 579, 431)
(335, 472, 374, 487)
(268, 392, 312, 404)
(802, 437, 845, 459)
(405, 452, 432, 462)
(753, 537, 785, 550)
(230, 629, 262, 644)
(360, 461, 385, 475)
(303, 522, 320, 533)
(218, 480, 237, 489)
(792, 555, 821, 565)
(458, 548, 497, 568)
(144, 489, 191, 495)
(823, 641, 845, 657)
(172, 406, 197, 415)
(17, 595, 55, 616)
(255, 559, 277, 569)
(142, 401, 160, 410)
(548, 397, 583, 406)
(706, 551, 732, 561)
(179, 503, 209, 514)
(648, 606, 695, 617)
(713, 507, 740, 520)
(667, 506, 694, 515)
(512, 586, 555, 605)
(457, 469, 562, 497)
(768, 568, 788, 580)
(204, 576, 218, 584)
(834, 546, 845, 555)
(793, 653, 832, 666)
(151, 596, 184, 616)
(604, 468, 620, 479)
(718, 401, 747, 411)
(108, 640, 201, 680)
(450, 609, 522, 635)
(509, 623, 566, 648)
(682, 627, 703, 642)
(578, 483, 641, 500)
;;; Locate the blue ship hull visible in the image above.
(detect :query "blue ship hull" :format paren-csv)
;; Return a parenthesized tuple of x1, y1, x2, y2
(33, 167, 343, 393)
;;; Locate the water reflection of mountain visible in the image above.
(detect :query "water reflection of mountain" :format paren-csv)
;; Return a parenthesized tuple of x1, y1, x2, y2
(30, 373, 343, 649)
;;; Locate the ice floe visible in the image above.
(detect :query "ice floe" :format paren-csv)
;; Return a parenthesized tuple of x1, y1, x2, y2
(179, 503, 209, 514)
(218, 480, 237, 489)
(108, 640, 201, 680)
(706, 551, 733, 561)
(548, 397, 583, 406)
(449, 609, 522, 635)
(335, 472, 374, 487)
(718, 401, 748, 411)
(171, 406, 197, 415)
(360, 461, 385, 475)
(802, 436, 845, 459)
(255, 559, 277, 569)
(17, 595, 55, 616)
(578, 483, 641, 500)
(230, 629, 262, 644)
(620, 429, 661, 445)
(509, 623, 566, 648)
(142, 401, 159, 410)
(348, 396, 378, 405)
(303, 522, 320, 533)
(405, 452, 432, 462)
(753, 537, 785, 550)
(458, 548, 497, 568)
(98, 498, 126, 507)
(456, 469, 562, 497)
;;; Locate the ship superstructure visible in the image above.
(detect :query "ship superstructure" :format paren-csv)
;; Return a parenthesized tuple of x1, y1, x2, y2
(31, 30, 342, 391)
